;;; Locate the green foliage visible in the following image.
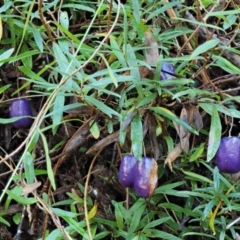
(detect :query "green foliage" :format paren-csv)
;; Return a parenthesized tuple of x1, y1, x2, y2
(0, 0, 240, 239)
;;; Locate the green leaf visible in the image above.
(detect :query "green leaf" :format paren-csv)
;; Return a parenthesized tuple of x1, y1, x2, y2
(131, 112, 143, 161)
(143, 217, 171, 230)
(175, 17, 224, 32)
(89, 120, 100, 139)
(60, 11, 69, 30)
(62, 216, 89, 238)
(127, 203, 145, 238)
(50, 207, 79, 218)
(143, 229, 181, 240)
(146, 1, 182, 21)
(189, 143, 205, 162)
(200, 102, 240, 118)
(136, 92, 157, 109)
(0, 116, 27, 124)
(191, 39, 219, 58)
(212, 54, 240, 74)
(6, 190, 37, 205)
(164, 136, 174, 153)
(24, 152, 35, 184)
(207, 106, 221, 162)
(131, 0, 140, 23)
(0, 217, 10, 227)
(18, 66, 47, 83)
(159, 202, 200, 218)
(223, 14, 237, 30)
(149, 106, 198, 135)
(202, 199, 217, 220)
(182, 170, 213, 184)
(114, 202, 124, 230)
(52, 43, 69, 71)
(0, 84, 11, 94)
(62, 3, 94, 12)
(52, 94, 65, 135)
(110, 38, 127, 68)
(154, 181, 185, 194)
(0, 1, 12, 12)
(206, 9, 240, 17)
(99, 53, 118, 87)
(27, 130, 40, 152)
(0, 48, 14, 67)
(21, 44, 32, 69)
(126, 44, 143, 98)
(13, 213, 21, 225)
(32, 26, 43, 52)
(213, 167, 220, 192)
(85, 95, 121, 119)
(40, 131, 56, 190)
(94, 231, 111, 240)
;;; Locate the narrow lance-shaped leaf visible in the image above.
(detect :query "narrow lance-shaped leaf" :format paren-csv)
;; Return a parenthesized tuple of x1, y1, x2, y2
(191, 39, 220, 59)
(85, 95, 121, 119)
(0, 48, 14, 67)
(40, 131, 56, 190)
(24, 152, 35, 185)
(149, 106, 198, 135)
(52, 94, 65, 135)
(131, 111, 143, 161)
(207, 106, 222, 162)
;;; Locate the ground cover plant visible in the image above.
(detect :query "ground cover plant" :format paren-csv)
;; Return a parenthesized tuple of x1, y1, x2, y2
(0, 0, 240, 239)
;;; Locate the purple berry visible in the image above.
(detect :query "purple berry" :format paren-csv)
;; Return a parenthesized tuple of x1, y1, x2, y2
(10, 99, 33, 128)
(216, 137, 240, 174)
(134, 157, 158, 198)
(160, 62, 176, 80)
(119, 154, 138, 188)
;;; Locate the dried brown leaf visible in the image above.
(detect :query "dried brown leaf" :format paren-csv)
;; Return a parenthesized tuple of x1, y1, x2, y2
(148, 114, 160, 160)
(193, 107, 203, 132)
(164, 132, 191, 171)
(143, 113, 150, 137)
(54, 118, 92, 173)
(86, 131, 119, 154)
(164, 143, 183, 171)
(121, 110, 137, 131)
(145, 32, 159, 65)
(173, 108, 190, 151)
(63, 118, 92, 152)
(22, 182, 41, 196)
(179, 108, 190, 151)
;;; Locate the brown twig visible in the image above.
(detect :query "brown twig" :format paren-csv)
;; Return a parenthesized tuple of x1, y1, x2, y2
(38, 0, 55, 43)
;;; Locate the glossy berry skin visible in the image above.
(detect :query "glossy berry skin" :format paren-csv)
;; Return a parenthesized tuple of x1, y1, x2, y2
(119, 154, 138, 188)
(216, 137, 240, 174)
(10, 99, 33, 128)
(134, 157, 158, 198)
(160, 62, 176, 80)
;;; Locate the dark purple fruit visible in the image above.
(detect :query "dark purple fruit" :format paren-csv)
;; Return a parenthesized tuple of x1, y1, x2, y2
(216, 136, 240, 174)
(134, 157, 158, 198)
(119, 154, 138, 188)
(160, 62, 176, 80)
(10, 99, 33, 128)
